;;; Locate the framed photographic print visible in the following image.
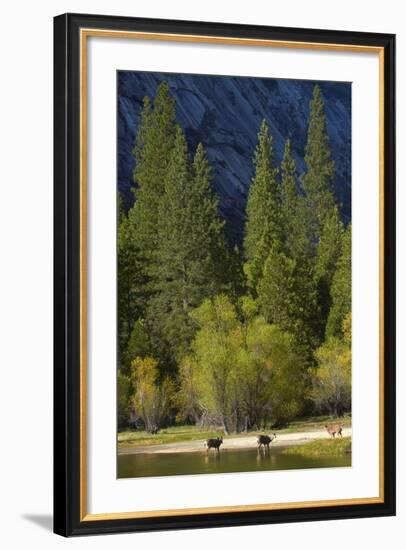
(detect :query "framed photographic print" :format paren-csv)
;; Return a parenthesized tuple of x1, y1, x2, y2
(53, 13, 396, 536)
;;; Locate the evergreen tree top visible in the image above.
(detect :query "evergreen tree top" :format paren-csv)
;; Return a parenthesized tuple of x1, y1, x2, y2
(193, 142, 212, 184)
(243, 118, 282, 292)
(165, 126, 190, 193)
(281, 139, 297, 203)
(304, 85, 334, 179)
(301, 85, 337, 241)
(253, 119, 277, 175)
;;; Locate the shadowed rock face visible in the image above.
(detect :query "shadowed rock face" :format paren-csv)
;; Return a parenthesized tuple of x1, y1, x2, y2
(118, 71, 351, 244)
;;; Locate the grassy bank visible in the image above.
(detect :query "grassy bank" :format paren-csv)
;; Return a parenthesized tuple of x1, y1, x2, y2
(275, 414, 352, 434)
(118, 425, 223, 449)
(118, 415, 351, 449)
(282, 436, 351, 457)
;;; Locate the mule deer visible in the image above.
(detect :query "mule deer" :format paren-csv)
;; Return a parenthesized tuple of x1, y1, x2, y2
(205, 437, 223, 453)
(325, 423, 343, 438)
(257, 433, 277, 451)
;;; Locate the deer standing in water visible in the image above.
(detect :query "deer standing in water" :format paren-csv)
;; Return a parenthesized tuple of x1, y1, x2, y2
(205, 437, 223, 453)
(257, 433, 277, 451)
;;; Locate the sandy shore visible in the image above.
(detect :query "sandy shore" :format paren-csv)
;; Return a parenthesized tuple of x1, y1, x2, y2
(118, 427, 352, 455)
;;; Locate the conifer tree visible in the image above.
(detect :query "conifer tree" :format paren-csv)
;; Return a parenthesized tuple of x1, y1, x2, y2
(281, 139, 309, 260)
(150, 131, 228, 361)
(257, 246, 296, 330)
(130, 81, 177, 285)
(326, 225, 351, 339)
(117, 196, 148, 373)
(301, 85, 335, 245)
(314, 206, 345, 336)
(262, 138, 320, 357)
(243, 119, 281, 294)
(281, 139, 297, 234)
(226, 245, 246, 303)
(257, 246, 319, 358)
(191, 142, 228, 293)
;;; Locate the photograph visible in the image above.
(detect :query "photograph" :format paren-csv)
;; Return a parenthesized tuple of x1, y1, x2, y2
(116, 71, 353, 479)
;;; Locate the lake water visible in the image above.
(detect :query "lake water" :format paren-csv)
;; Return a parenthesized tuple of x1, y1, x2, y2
(117, 447, 351, 479)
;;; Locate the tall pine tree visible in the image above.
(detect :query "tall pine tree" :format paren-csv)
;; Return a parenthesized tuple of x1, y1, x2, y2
(325, 224, 351, 339)
(129, 81, 177, 289)
(281, 139, 297, 231)
(301, 85, 335, 246)
(117, 196, 148, 373)
(243, 119, 281, 294)
(257, 246, 320, 359)
(149, 130, 229, 362)
(255, 138, 320, 358)
(299, 85, 343, 347)
(281, 139, 309, 260)
(314, 206, 344, 336)
(257, 246, 296, 330)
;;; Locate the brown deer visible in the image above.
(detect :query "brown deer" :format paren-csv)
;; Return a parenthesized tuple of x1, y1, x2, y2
(257, 433, 277, 451)
(205, 437, 223, 453)
(325, 423, 343, 438)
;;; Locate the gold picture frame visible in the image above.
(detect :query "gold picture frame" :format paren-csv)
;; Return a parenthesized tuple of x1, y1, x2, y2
(54, 13, 396, 536)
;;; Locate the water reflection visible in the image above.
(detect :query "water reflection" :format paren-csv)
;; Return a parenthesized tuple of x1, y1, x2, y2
(118, 446, 351, 479)
(204, 453, 221, 465)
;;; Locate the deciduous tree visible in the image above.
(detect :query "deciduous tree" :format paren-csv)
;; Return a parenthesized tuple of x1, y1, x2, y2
(130, 356, 174, 432)
(311, 315, 351, 417)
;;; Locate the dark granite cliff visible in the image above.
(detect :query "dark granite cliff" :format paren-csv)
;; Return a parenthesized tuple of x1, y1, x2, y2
(118, 72, 351, 243)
